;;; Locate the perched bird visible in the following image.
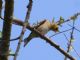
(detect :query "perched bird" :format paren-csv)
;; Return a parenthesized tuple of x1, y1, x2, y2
(24, 19, 59, 47)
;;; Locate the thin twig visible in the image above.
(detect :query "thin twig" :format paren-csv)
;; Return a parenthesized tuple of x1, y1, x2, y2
(57, 12, 80, 25)
(49, 28, 72, 38)
(64, 20, 75, 60)
(0, 37, 20, 41)
(10, 36, 20, 41)
(63, 33, 80, 60)
(13, 0, 33, 60)
(68, 24, 80, 33)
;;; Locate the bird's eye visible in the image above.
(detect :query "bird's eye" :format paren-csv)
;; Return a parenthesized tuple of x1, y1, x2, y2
(55, 28, 58, 30)
(55, 27, 58, 31)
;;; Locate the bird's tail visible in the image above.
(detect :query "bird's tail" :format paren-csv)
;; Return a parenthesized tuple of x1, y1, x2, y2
(24, 34, 33, 47)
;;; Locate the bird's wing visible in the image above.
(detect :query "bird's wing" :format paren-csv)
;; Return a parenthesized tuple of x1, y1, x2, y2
(34, 20, 47, 29)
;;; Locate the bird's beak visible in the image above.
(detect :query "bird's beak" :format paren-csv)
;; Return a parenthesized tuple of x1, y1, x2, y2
(54, 29, 59, 32)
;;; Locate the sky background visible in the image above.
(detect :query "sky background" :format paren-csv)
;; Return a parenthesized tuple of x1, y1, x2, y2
(0, 0, 80, 60)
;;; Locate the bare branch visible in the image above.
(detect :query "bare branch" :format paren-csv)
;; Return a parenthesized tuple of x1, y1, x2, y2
(49, 28, 72, 38)
(13, 0, 33, 60)
(64, 20, 75, 60)
(10, 36, 20, 41)
(63, 33, 80, 60)
(28, 26, 75, 60)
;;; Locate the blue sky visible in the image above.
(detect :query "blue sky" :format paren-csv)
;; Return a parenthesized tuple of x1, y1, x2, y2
(0, 0, 80, 60)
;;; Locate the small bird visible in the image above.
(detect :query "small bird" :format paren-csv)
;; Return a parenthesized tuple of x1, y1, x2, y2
(24, 19, 59, 47)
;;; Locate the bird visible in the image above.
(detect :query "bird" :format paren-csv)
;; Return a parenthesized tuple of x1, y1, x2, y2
(24, 19, 59, 47)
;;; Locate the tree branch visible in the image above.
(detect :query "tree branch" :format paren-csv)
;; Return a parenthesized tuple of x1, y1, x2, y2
(13, 0, 33, 60)
(64, 20, 75, 60)
(0, 0, 14, 60)
(0, 0, 3, 17)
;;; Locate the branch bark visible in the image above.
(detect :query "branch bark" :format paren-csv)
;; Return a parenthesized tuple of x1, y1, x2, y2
(0, 0, 3, 17)
(13, 0, 33, 60)
(0, 0, 14, 60)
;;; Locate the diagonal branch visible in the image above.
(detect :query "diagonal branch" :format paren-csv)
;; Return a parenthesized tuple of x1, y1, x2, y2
(63, 33, 80, 60)
(64, 20, 75, 60)
(27, 26, 76, 60)
(49, 28, 72, 38)
(13, 0, 33, 60)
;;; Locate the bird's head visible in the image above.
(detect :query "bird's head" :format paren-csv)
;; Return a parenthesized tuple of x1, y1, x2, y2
(51, 23, 59, 32)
